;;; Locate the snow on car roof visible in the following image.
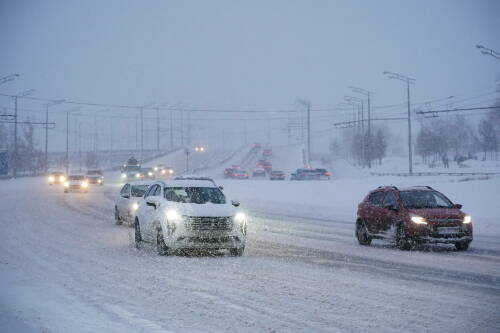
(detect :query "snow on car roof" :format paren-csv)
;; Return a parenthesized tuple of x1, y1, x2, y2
(127, 180, 153, 186)
(162, 179, 218, 188)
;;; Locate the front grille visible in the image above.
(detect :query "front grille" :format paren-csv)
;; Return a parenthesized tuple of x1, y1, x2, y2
(186, 216, 233, 231)
(428, 218, 462, 224)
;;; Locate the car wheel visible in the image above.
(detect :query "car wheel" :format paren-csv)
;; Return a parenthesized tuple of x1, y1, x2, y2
(115, 206, 122, 225)
(455, 241, 470, 251)
(156, 227, 171, 256)
(230, 247, 244, 256)
(134, 218, 142, 248)
(396, 224, 413, 251)
(356, 220, 372, 245)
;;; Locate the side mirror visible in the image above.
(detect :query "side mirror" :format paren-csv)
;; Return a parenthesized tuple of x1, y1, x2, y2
(146, 198, 158, 209)
(453, 204, 463, 209)
(231, 200, 240, 207)
(219, 185, 224, 190)
(122, 194, 130, 199)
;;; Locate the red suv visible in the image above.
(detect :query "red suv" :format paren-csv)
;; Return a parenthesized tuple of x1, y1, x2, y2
(356, 186, 472, 250)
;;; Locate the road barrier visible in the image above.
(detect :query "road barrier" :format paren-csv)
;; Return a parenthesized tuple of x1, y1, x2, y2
(370, 171, 500, 177)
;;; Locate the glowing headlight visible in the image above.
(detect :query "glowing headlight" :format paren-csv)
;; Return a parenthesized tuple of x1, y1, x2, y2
(97, 179, 102, 183)
(410, 214, 427, 225)
(63, 181, 69, 187)
(234, 212, 246, 223)
(168, 169, 174, 174)
(131, 202, 139, 211)
(148, 172, 153, 176)
(463, 215, 472, 224)
(166, 209, 180, 221)
(135, 173, 141, 178)
(81, 181, 88, 188)
(161, 170, 166, 174)
(59, 176, 66, 182)
(48, 176, 55, 182)
(121, 173, 127, 179)
(154, 167, 158, 171)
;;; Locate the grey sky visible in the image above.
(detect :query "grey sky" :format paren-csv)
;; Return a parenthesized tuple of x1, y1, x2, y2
(1, 0, 499, 151)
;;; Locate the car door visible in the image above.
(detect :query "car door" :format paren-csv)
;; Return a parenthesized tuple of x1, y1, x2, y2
(137, 185, 157, 241)
(142, 184, 162, 241)
(379, 191, 400, 234)
(117, 184, 131, 218)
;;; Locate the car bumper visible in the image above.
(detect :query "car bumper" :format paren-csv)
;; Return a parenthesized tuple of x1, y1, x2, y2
(167, 231, 246, 250)
(409, 225, 473, 244)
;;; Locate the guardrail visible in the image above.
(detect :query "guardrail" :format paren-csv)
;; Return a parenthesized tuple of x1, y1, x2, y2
(370, 171, 500, 177)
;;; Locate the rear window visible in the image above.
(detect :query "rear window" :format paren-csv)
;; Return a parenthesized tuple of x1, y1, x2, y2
(368, 191, 384, 205)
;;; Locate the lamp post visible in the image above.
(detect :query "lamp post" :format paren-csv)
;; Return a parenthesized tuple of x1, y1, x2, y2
(0, 73, 19, 85)
(12, 89, 35, 177)
(384, 71, 415, 175)
(298, 100, 311, 164)
(44, 99, 65, 173)
(65, 107, 81, 174)
(345, 95, 365, 167)
(476, 45, 500, 60)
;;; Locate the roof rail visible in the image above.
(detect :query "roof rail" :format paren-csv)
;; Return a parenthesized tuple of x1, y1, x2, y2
(377, 186, 398, 190)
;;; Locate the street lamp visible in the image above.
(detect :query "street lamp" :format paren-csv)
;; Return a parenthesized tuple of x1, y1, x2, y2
(476, 45, 500, 60)
(12, 89, 35, 177)
(0, 73, 19, 85)
(65, 107, 81, 174)
(383, 71, 415, 175)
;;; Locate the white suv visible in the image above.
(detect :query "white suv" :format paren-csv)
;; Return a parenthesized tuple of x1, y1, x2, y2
(134, 180, 247, 256)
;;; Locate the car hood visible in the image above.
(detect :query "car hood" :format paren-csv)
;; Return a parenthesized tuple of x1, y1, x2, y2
(407, 208, 464, 220)
(166, 202, 237, 217)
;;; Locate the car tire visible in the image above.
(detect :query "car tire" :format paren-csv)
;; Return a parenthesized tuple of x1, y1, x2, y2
(115, 206, 122, 225)
(356, 220, 372, 246)
(455, 241, 470, 251)
(156, 227, 171, 256)
(230, 247, 244, 256)
(396, 223, 413, 251)
(134, 218, 142, 248)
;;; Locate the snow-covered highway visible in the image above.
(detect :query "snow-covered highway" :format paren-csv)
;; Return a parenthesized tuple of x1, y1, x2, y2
(1, 172, 500, 332)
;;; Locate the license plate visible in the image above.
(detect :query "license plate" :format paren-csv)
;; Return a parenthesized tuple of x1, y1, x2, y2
(437, 227, 460, 235)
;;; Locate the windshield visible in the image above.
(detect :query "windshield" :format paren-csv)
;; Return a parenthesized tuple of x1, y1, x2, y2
(125, 166, 141, 172)
(131, 185, 149, 197)
(87, 170, 102, 175)
(164, 187, 226, 204)
(399, 191, 454, 209)
(69, 175, 84, 180)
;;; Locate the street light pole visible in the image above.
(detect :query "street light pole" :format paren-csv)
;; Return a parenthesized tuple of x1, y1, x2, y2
(12, 89, 35, 177)
(349, 86, 373, 168)
(156, 107, 160, 151)
(476, 44, 500, 60)
(0, 73, 19, 85)
(345, 96, 365, 166)
(44, 99, 65, 173)
(383, 71, 415, 175)
(65, 107, 81, 174)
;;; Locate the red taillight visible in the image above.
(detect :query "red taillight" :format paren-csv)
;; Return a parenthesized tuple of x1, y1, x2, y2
(325, 172, 331, 176)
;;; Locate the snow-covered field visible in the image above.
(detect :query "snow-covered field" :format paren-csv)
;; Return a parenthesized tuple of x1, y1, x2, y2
(1, 147, 500, 332)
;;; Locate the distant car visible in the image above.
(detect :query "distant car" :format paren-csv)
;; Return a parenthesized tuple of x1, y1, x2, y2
(86, 169, 104, 185)
(356, 186, 473, 251)
(232, 170, 249, 179)
(252, 167, 266, 177)
(134, 179, 246, 256)
(269, 170, 286, 180)
(155, 165, 175, 177)
(121, 165, 143, 181)
(64, 175, 89, 193)
(115, 181, 151, 226)
(48, 171, 66, 185)
(262, 148, 272, 157)
(142, 167, 156, 180)
(224, 167, 236, 178)
(290, 168, 331, 180)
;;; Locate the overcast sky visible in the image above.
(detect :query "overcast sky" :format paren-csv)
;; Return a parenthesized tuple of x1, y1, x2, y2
(1, 0, 499, 151)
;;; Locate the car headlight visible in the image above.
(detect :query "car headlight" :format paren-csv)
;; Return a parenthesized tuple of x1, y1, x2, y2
(463, 215, 472, 224)
(135, 173, 141, 178)
(121, 173, 127, 179)
(60, 176, 66, 182)
(48, 176, 55, 182)
(131, 202, 139, 211)
(154, 167, 158, 171)
(148, 172, 153, 176)
(64, 181, 69, 187)
(410, 214, 427, 225)
(234, 212, 246, 223)
(161, 170, 166, 174)
(81, 181, 88, 188)
(166, 209, 180, 221)
(169, 169, 174, 174)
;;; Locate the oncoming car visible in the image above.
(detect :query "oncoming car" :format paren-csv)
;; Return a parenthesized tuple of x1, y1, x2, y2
(121, 165, 143, 181)
(356, 186, 473, 251)
(48, 171, 66, 185)
(86, 169, 104, 185)
(115, 181, 151, 225)
(63, 175, 89, 193)
(134, 180, 247, 256)
(142, 167, 156, 180)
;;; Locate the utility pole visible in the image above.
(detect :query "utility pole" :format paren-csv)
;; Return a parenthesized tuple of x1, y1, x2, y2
(12, 90, 35, 177)
(383, 71, 415, 175)
(43, 99, 65, 173)
(298, 100, 311, 164)
(156, 107, 160, 151)
(140, 107, 144, 161)
(65, 107, 81, 174)
(349, 86, 373, 168)
(180, 109, 184, 146)
(78, 122, 82, 172)
(169, 107, 174, 150)
(187, 109, 191, 146)
(345, 96, 365, 167)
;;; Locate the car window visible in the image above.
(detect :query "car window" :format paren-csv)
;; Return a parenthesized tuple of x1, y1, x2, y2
(368, 191, 384, 205)
(153, 185, 162, 196)
(399, 191, 453, 209)
(382, 191, 398, 207)
(120, 184, 130, 195)
(164, 187, 226, 204)
(144, 185, 156, 198)
(131, 185, 148, 197)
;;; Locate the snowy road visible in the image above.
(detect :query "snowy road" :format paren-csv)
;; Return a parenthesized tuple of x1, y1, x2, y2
(1, 175, 500, 333)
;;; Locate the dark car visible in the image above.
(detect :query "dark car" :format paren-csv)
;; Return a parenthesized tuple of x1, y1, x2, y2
(86, 169, 104, 185)
(290, 168, 330, 180)
(269, 170, 286, 180)
(355, 186, 473, 251)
